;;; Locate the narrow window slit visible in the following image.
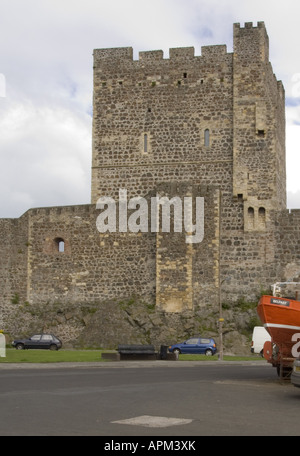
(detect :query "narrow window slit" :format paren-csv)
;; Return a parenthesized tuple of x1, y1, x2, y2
(204, 129, 210, 147)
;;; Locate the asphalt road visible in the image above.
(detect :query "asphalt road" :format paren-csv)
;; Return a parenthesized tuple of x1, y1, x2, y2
(0, 361, 300, 437)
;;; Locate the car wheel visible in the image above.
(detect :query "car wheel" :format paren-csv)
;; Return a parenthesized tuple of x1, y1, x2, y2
(205, 349, 213, 356)
(49, 344, 58, 351)
(15, 343, 24, 350)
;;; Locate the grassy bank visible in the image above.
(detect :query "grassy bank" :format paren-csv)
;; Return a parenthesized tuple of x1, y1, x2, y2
(0, 349, 104, 363)
(177, 354, 264, 361)
(0, 349, 264, 363)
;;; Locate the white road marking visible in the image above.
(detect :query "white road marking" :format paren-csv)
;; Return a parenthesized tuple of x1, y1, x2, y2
(111, 415, 193, 428)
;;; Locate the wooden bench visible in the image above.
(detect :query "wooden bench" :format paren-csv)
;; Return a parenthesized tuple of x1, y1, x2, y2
(116, 344, 177, 361)
(118, 344, 157, 360)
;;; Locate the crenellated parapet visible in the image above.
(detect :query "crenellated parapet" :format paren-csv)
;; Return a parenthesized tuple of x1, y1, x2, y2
(94, 44, 230, 66)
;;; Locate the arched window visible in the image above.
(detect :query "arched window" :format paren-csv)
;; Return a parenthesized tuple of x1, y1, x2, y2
(248, 207, 254, 229)
(54, 237, 65, 253)
(204, 129, 210, 147)
(258, 207, 266, 228)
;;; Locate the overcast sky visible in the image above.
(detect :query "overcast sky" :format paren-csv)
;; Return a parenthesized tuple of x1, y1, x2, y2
(1, 0, 300, 218)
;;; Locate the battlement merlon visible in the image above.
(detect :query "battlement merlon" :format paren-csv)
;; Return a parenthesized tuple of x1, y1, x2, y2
(93, 47, 134, 66)
(201, 45, 227, 58)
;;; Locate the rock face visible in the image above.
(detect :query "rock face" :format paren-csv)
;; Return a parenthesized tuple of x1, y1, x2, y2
(0, 23, 298, 354)
(7, 296, 259, 355)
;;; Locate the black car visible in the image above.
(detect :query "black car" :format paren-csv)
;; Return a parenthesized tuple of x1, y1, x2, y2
(12, 334, 62, 350)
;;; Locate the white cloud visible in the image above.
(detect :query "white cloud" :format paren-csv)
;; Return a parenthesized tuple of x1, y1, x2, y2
(1, 0, 300, 216)
(0, 97, 91, 217)
(286, 124, 300, 204)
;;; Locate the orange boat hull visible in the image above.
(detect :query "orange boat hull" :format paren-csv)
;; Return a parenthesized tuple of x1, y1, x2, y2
(257, 295, 300, 358)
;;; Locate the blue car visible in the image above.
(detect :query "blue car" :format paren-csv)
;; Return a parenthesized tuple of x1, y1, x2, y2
(169, 337, 217, 356)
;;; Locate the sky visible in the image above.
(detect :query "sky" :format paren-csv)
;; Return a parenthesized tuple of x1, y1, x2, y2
(1, 0, 300, 218)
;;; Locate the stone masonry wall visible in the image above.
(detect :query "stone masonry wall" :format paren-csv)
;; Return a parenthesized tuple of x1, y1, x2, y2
(0, 216, 29, 329)
(91, 43, 234, 203)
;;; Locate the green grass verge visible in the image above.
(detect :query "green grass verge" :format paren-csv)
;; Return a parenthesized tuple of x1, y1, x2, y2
(0, 349, 105, 363)
(0, 349, 264, 363)
(176, 354, 264, 361)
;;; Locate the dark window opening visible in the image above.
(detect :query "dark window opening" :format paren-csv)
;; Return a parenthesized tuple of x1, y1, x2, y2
(183, 72, 187, 78)
(144, 134, 148, 153)
(257, 130, 265, 137)
(237, 194, 243, 202)
(147, 108, 152, 113)
(248, 207, 255, 229)
(258, 207, 266, 228)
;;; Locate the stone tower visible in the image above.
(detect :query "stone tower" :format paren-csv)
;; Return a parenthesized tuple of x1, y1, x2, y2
(92, 21, 285, 214)
(232, 22, 286, 229)
(91, 21, 286, 311)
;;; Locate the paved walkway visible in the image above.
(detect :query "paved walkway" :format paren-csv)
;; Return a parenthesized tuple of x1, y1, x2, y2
(0, 359, 268, 369)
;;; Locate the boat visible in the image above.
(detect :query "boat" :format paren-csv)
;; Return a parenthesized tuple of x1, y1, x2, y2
(257, 295, 300, 357)
(257, 283, 300, 375)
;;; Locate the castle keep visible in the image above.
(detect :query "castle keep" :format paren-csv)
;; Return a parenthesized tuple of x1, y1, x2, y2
(1, 22, 299, 349)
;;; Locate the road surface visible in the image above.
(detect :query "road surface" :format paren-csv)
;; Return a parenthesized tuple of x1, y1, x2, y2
(0, 360, 299, 436)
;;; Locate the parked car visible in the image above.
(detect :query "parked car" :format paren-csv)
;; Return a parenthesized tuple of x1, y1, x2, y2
(12, 334, 62, 350)
(291, 358, 300, 387)
(168, 337, 217, 356)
